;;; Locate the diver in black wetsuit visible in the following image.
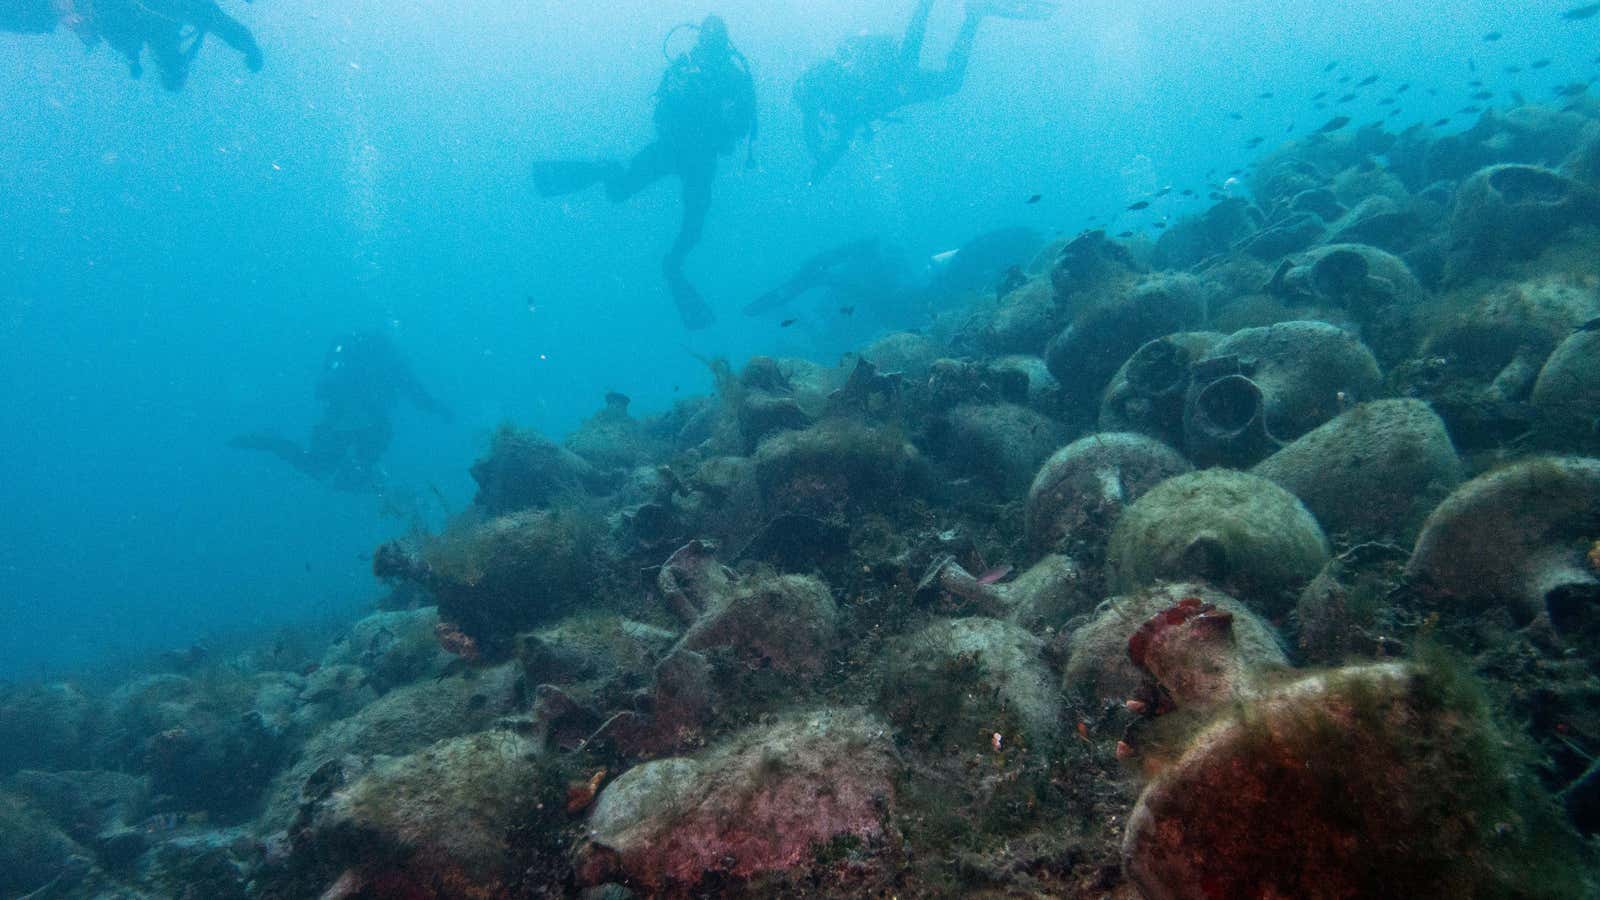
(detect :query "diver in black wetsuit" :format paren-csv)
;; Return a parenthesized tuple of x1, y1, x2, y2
(3, 0, 264, 90)
(533, 15, 757, 330)
(794, 0, 1055, 182)
(743, 238, 908, 318)
(229, 333, 451, 493)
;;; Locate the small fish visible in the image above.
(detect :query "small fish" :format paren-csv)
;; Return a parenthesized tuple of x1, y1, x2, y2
(1576, 317, 1600, 333)
(976, 565, 1013, 585)
(1311, 91, 1328, 101)
(1154, 186, 1172, 198)
(1117, 230, 1135, 238)
(1563, 3, 1600, 21)
(1338, 93, 1358, 103)
(1468, 59, 1478, 72)
(1025, 193, 1042, 204)
(1459, 104, 1483, 114)
(1258, 91, 1275, 100)
(1358, 74, 1380, 87)
(1555, 82, 1589, 97)
(1482, 30, 1502, 42)
(1153, 221, 1167, 229)
(1246, 136, 1264, 148)
(1378, 97, 1396, 106)
(779, 318, 797, 328)
(672, 384, 680, 392)
(1180, 188, 1195, 197)
(1227, 111, 1244, 120)
(1126, 200, 1150, 211)
(1472, 90, 1494, 100)
(1338, 74, 1352, 84)
(1396, 82, 1411, 93)
(1316, 115, 1352, 133)
(1505, 65, 1524, 74)
(1323, 61, 1339, 73)
(839, 306, 855, 316)
(1531, 58, 1552, 69)
(1433, 117, 1452, 126)
(1511, 90, 1527, 105)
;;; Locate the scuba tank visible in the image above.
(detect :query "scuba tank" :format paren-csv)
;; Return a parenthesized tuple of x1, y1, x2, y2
(659, 19, 758, 165)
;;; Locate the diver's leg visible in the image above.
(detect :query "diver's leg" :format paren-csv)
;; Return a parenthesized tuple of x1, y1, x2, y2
(228, 432, 321, 477)
(905, 6, 982, 103)
(188, 2, 262, 71)
(145, 26, 193, 91)
(666, 154, 715, 269)
(605, 141, 674, 203)
(898, 0, 937, 70)
(809, 127, 856, 183)
(662, 154, 718, 329)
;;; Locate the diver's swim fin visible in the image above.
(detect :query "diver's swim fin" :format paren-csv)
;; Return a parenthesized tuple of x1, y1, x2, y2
(665, 267, 716, 331)
(532, 160, 618, 198)
(967, 0, 1058, 21)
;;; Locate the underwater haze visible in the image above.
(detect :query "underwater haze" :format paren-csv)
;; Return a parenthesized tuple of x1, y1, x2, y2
(1, 0, 1573, 678)
(3, 0, 1600, 896)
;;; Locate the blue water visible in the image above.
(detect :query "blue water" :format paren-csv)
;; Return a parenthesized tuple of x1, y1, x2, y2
(0, 0, 1593, 679)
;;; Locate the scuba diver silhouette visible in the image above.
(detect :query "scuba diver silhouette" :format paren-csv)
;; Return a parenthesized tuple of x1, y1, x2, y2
(2, 0, 263, 90)
(228, 333, 452, 493)
(795, 0, 1054, 182)
(533, 15, 758, 330)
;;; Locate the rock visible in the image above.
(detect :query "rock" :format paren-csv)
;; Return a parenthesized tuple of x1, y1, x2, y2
(1252, 400, 1463, 545)
(1184, 321, 1384, 467)
(1001, 554, 1096, 630)
(1446, 164, 1600, 280)
(0, 682, 97, 775)
(1264, 243, 1430, 367)
(566, 392, 661, 471)
(469, 425, 601, 514)
(379, 508, 604, 657)
(1401, 276, 1600, 450)
(1123, 664, 1586, 900)
(1063, 582, 1286, 707)
(735, 357, 815, 453)
(6, 769, 148, 851)
(1405, 457, 1600, 627)
(259, 665, 526, 832)
(320, 607, 453, 692)
(1099, 332, 1227, 447)
(930, 402, 1065, 494)
(1106, 469, 1331, 616)
(989, 355, 1062, 411)
(0, 792, 95, 898)
(1050, 230, 1146, 306)
(1150, 198, 1263, 270)
(1425, 105, 1596, 185)
(753, 421, 922, 519)
(861, 331, 940, 379)
(1046, 273, 1208, 409)
(1238, 211, 1325, 261)
(1531, 327, 1600, 451)
(964, 276, 1060, 356)
(580, 708, 895, 890)
(1025, 432, 1192, 564)
(881, 617, 1061, 751)
(678, 573, 838, 682)
(1297, 543, 1411, 664)
(294, 730, 550, 896)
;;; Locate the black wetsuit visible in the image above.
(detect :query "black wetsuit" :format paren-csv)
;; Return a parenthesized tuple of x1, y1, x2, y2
(231, 333, 449, 492)
(534, 33, 756, 329)
(76, 0, 261, 90)
(796, 0, 985, 181)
